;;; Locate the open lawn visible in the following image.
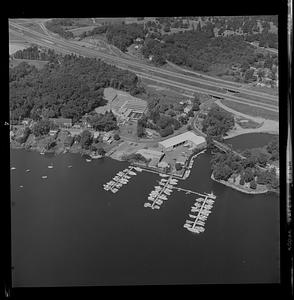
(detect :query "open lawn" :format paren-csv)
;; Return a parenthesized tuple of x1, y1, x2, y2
(67, 25, 98, 37)
(9, 43, 28, 55)
(221, 99, 279, 121)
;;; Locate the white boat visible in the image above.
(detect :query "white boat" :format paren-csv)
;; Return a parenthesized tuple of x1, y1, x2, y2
(159, 195, 167, 200)
(25, 169, 30, 172)
(185, 220, 194, 224)
(41, 176, 47, 179)
(191, 209, 201, 213)
(154, 205, 160, 209)
(159, 182, 165, 186)
(68, 165, 72, 168)
(86, 159, 91, 162)
(111, 188, 118, 193)
(196, 221, 205, 226)
(40, 152, 45, 155)
(48, 166, 53, 169)
(156, 199, 163, 205)
(154, 186, 162, 189)
(11, 167, 16, 170)
(184, 224, 192, 228)
(160, 179, 168, 182)
(169, 182, 177, 185)
(204, 205, 213, 210)
(160, 173, 169, 177)
(134, 167, 142, 172)
(166, 185, 173, 189)
(205, 191, 216, 199)
(164, 190, 171, 195)
(144, 203, 151, 207)
(124, 175, 131, 179)
(148, 196, 155, 200)
(165, 188, 173, 192)
(90, 154, 102, 159)
(19, 185, 24, 188)
(116, 183, 123, 187)
(189, 214, 197, 218)
(128, 171, 136, 175)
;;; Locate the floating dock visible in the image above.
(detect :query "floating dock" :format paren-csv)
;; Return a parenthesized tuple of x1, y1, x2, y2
(144, 176, 178, 210)
(103, 166, 137, 193)
(183, 192, 216, 234)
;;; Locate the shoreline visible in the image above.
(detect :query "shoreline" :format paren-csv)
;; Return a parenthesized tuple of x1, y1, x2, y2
(210, 173, 269, 195)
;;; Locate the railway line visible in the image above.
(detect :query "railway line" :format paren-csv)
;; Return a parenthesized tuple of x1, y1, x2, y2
(9, 20, 278, 114)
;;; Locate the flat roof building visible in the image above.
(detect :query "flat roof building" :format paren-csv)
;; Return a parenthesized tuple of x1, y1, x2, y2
(158, 131, 206, 152)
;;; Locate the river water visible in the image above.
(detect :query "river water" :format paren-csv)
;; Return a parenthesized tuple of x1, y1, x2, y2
(10, 133, 280, 286)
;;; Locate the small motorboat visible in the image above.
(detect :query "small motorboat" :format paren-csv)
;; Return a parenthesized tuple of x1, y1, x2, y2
(86, 159, 91, 162)
(144, 203, 151, 207)
(48, 166, 53, 169)
(19, 185, 24, 188)
(41, 176, 47, 179)
(68, 165, 72, 168)
(25, 169, 30, 172)
(11, 167, 16, 170)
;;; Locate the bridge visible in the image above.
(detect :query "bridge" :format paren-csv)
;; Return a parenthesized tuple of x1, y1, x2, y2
(212, 140, 246, 159)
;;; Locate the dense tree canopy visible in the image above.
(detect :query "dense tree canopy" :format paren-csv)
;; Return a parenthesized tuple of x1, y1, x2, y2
(89, 111, 118, 132)
(45, 19, 74, 39)
(202, 106, 235, 138)
(9, 55, 141, 124)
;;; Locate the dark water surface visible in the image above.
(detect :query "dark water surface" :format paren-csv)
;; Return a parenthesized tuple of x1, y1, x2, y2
(10, 134, 280, 286)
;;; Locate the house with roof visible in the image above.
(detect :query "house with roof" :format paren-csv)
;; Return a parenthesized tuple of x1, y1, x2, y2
(49, 118, 72, 128)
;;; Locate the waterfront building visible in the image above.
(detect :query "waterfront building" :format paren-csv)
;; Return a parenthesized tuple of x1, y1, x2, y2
(101, 87, 147, 120)
(158, 131, 206, 152)
(49, 118, 72, 128)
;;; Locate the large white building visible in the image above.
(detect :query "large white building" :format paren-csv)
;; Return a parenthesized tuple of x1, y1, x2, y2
(158, 131, 206, 151)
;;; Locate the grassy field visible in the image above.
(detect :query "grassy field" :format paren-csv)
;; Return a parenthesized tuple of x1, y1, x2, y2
(221, 99, 279, 121)
(9, 43, 28, 55)
(67, 25, 98, 37)
(246, 84, 278, 96)
(141, 78, 211, 103)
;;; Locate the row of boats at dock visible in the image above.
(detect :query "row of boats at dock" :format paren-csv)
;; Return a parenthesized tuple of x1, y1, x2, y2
(144, 176, 179, 209)
(103, 166, 142, 193)
(183, 192, 216, 234)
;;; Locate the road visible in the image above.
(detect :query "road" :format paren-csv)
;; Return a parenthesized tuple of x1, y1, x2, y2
(9, 20, 278, 114)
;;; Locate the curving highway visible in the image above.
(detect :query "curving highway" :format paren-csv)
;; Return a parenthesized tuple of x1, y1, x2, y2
(9, 19, 279, 114)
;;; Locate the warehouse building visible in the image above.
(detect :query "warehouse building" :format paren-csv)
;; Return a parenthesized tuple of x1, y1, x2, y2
(158, 131, 206, 152)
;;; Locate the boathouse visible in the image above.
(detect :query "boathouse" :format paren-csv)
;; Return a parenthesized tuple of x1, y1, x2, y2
(158, 131, 206, 152)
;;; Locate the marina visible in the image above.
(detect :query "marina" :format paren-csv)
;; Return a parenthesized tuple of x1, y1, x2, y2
(183, 193, 216, 234)
(144, 176, 178, 210)
(103, 166, 137, 193)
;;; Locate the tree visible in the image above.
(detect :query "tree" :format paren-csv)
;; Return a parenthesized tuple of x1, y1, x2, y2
(187, 125, 192, 131)
(159, 125, 174, 137)
(244, 69, 255, 83)
(239, 175, 245, 185)
(178, 115, 189, 125)
(114, 133, 120, 140)
(192, 103, 200, 111)
(187, 110, 194, 118)
(64, 135, 74, 147)
(32, 119, 52, 137)
(80, 130, 93, 149)
(250, 179, 257, 189)
(97, 147, 106, 156)
(175, 163, 182, 171)
(243, 168, 254, 182)
(137, 123, 145, 137)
